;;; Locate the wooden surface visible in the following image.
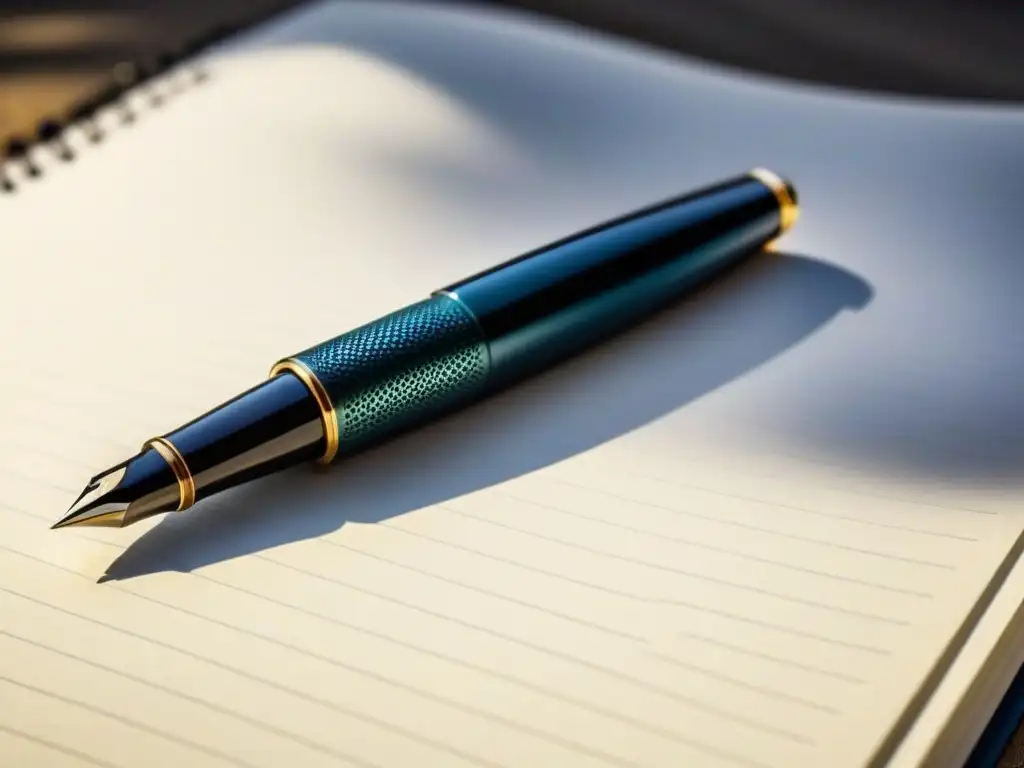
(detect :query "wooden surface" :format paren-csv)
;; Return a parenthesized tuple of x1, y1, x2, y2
(0, 0, 282, 139)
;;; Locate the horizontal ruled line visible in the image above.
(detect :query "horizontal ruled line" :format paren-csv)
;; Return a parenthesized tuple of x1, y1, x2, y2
(1, 507, 890, 682)
(0, 674, 260, 768)
(671, 633, 867, 684)
(668, 598, 890, 654)
(548, 479, 958, 569)
(437, 506, 912, 626)
(4, 549, 778, 765)
(0, 464, 77, 496)
(0, 629, 377, 768)
(0, 721, 120, 768)
(6, 413, 133, 452)
(643, 654, 840, 714)
(0, 513, 849, 745)
(256, 551, 839, 730)
(581, 454, 1003, 520)
(379, 521, 655, 601)
(1, 512, 840, 723)
(0, 578, 508, 768)
(609, 441, 1000, 517)
(0, 437, 98, 473)
(615, 470, 986, 537)
(494, 490, 933, 598)
(319, 538, 648, 641)
(1, 503, 125, 548)
(6, 357, 236, 405)
(181, 570, 808, 752)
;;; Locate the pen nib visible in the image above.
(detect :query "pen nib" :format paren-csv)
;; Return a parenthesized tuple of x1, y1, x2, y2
(52, 465, 132, 528)
(52, 449, 182, 530)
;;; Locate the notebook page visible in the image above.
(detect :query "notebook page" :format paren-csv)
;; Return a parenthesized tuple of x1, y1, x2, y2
(2, 2, 1023, 767)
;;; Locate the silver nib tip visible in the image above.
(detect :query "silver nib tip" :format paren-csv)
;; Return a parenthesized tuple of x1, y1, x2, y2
(50, 510, 126, 529)
(53, 465, 131, 529)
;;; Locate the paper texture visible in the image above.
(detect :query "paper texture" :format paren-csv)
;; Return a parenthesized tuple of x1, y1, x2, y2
(1, 2, 1022, 767)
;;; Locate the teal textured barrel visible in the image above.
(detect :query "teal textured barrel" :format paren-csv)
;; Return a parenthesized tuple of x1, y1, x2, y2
(290, 295, 490, 457)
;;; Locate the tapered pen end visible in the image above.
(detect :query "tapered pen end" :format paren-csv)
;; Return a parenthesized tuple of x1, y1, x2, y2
(53, 465, 132, 529)
(52, 450, 182, 530)
(51, 509, 126, 529)
(51, 514, 120, 529)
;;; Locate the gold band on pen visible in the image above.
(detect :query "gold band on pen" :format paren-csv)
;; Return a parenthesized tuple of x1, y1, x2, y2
(143, 436, 196, 511)
(748, 168, 799, 234)
(270, 358, 339, 465)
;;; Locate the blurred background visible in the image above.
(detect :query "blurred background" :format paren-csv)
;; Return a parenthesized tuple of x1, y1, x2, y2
(2, 0, 1024, 141)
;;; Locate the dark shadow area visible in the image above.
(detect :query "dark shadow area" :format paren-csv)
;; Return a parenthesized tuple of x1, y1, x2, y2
(102, 250, 873, 580)
(472, 0, 1024, 104)
(3, 0, 1024, 105)
(0, 48, 140, 75)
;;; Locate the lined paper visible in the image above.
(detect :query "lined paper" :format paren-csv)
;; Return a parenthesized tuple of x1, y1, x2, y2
(2, 2, 1023, 767)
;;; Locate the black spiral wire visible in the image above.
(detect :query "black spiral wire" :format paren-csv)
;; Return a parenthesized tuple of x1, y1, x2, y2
(0, 1, 300, 194)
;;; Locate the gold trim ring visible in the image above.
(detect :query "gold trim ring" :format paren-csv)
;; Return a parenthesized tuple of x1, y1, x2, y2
(270, 358, 340, 465)
(143, 437, 196, 511)
(748, 168, 799, 234)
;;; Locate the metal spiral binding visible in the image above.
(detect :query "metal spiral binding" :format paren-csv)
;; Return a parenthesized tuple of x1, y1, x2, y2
(0, 1, 300, 194)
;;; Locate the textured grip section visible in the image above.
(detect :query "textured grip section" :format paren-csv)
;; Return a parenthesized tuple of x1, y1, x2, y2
(293, 294, 489, 455)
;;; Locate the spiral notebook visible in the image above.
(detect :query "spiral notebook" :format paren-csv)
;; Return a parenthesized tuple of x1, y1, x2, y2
(1, 2, 1023, 767)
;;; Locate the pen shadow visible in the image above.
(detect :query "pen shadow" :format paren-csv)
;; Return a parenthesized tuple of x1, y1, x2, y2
(102, 250, 873, 581)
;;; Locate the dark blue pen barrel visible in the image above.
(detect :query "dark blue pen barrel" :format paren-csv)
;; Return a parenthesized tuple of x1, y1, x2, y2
(442, 172, 790, 388)
(160, 373, 326, 502)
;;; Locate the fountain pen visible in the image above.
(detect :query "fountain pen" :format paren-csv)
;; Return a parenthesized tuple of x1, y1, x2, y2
(53, 169, 798, 530)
